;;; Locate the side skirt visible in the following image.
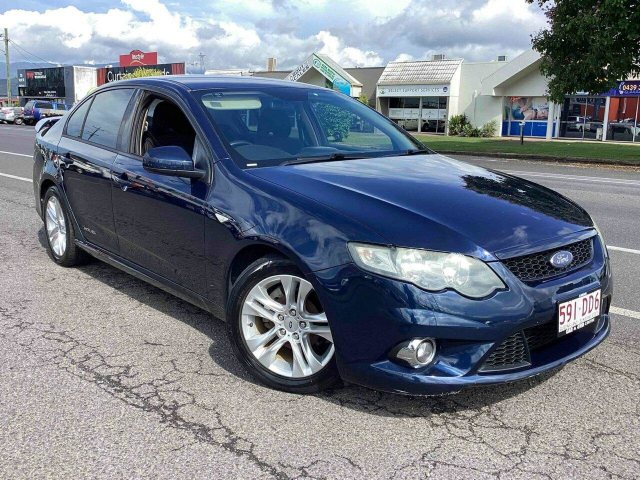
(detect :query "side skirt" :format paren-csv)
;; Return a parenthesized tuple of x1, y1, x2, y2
(75, 239, 219, 318)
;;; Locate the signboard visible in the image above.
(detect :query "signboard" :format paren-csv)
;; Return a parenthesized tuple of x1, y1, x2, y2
(377, 84, 450, 97)
(310, 56, 349, 95)
(20, 67, 66, 98)
(607, 80, 640, 97)
(285, 54, 352, 95)
(119, 50, 158, 67)
(17, 70, 26, 88)
(286, 59, 312, 82)
(97, 63, 185, 86)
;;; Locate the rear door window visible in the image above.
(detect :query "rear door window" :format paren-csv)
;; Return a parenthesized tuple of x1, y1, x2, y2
(65, 98, 93, 138)
(81, 89, 135, 149)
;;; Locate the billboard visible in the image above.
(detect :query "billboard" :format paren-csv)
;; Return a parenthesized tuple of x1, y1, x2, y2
(18, 67, 66, 98)
(607, 80, 640, 97)
(96, 63, 186, 86)
(119, 50, 159, 67)
(506, 96, 549, 121)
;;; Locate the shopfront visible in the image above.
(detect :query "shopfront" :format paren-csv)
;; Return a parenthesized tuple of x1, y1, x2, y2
(379, 85, 449, 133)
(376, 59, 461, 133)
(604, 80, 640, 142)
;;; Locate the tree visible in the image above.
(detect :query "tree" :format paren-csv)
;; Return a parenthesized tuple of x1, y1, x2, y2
(121, 67, 164, 80)
(357, 93, 369, 105)
(527, 0, 640, 103)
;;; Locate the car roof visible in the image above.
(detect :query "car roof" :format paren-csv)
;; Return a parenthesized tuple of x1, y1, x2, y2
(111, 74, 326, 92)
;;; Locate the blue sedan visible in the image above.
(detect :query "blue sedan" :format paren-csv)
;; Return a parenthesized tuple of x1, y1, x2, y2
(32, 76, 611, 395)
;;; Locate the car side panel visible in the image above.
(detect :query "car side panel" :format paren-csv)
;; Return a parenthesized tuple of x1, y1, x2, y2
(57, 136, 120, 252)
(111, 153, 208, 296)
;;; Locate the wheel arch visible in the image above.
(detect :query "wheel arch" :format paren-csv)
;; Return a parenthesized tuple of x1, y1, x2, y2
(226, 242, 294, 293)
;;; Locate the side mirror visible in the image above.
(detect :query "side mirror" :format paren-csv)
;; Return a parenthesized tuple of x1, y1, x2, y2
(143, 146, 205, 179)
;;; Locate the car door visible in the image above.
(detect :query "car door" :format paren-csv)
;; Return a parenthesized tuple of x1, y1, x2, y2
(110, 92, 210, 295)
(57, 88, 136, 253)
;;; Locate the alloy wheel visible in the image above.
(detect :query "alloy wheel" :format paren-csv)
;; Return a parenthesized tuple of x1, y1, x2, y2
(240, 274, 334, 378)
(45, 196, 67, 257)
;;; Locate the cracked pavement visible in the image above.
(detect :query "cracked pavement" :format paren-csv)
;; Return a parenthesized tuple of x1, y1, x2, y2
(0, 140, 639, 478)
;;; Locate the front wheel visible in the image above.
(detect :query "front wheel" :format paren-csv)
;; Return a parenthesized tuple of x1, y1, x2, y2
(227, 256, 340, 393)
(14, 118, 23, 125)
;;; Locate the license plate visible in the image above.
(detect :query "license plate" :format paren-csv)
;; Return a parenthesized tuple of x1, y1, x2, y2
(558, 290, 601, 335)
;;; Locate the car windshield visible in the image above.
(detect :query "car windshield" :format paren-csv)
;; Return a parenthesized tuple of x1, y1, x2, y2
(196, 86, 429, 168)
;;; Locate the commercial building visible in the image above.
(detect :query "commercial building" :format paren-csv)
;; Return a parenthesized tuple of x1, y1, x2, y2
(17, 66, 97, 106)
(16, 50, 185, 107)
(237, 49, 640, 143)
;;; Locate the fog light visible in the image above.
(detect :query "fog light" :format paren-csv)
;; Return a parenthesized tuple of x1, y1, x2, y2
(393, 338, 437, 368)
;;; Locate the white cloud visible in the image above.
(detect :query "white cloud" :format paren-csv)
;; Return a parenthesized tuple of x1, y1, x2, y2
(0, 0, 547, 69)
(316, 31, 383, 67)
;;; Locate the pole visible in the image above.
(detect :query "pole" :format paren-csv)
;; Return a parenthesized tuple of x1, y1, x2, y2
(3, 28, 10, 106)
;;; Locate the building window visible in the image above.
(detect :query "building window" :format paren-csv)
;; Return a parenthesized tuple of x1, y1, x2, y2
(559, 96, 606, 140)
(607, 96, 639, 142)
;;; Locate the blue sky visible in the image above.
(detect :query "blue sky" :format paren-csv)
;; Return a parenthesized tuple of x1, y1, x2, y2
(0, 0, 547, 71)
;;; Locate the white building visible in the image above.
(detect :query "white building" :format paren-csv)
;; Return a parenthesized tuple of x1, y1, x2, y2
(236, 50, 640, 142)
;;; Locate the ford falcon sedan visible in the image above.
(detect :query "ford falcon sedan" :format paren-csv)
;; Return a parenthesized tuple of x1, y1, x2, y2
(32, 76, 611, 395)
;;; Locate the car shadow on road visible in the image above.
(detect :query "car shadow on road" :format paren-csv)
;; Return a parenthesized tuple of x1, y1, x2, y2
(38, 227, 561, 417)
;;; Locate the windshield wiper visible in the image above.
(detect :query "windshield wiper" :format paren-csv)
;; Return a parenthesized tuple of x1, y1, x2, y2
(282, 153, 366, 166)
(400, 148, 433, 156)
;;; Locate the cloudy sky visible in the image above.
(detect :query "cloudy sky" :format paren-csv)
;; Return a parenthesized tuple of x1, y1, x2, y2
(1, 0, 548, 71)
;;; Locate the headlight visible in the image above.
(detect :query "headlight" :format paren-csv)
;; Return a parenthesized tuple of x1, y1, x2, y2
(348, 243, 505, 298)
(592, 221, 609, 257)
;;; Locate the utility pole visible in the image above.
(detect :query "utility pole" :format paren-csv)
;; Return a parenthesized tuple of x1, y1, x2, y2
(198, 52, 206, 74)
(2, 28, 10, 106)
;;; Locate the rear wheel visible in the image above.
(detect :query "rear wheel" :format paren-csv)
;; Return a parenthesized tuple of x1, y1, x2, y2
(14, 118, 23, 125)
(43, 186, 88, 267)
(227, 256, 340, 393)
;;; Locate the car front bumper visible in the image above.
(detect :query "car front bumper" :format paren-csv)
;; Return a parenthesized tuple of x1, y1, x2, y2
(312, 235, 612, 395)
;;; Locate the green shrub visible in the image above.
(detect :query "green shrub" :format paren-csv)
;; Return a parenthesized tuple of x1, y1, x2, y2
(480, 120, 498, 137)
(460, 123, 481, 137)
(448, 114, 469, 136)
(121, 67, 164, 80)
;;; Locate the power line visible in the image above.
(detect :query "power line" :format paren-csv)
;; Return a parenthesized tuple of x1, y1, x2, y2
(8, 39, 59, 65)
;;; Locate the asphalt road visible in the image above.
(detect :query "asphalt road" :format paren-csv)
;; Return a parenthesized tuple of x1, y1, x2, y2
(0, 124, 639, 479)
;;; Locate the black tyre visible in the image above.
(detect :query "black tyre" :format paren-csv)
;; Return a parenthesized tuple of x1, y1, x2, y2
(227, 256, 341, 393)
(42, 186, 89, 267)
(14, 117, 23, 125)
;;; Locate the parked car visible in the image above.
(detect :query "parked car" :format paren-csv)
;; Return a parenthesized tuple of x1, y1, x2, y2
(32, 76, 611, 395)
(608, 122, 639, 142)
(0, 106, 23, 123)
(22, 100, 69, 125)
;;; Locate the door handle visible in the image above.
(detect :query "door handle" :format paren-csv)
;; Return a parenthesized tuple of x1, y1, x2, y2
(56, 152, 73, 167)
(112, 171, 132, 191)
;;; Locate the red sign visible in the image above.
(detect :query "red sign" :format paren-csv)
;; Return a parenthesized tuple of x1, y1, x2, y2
(119, 50, 158, 67)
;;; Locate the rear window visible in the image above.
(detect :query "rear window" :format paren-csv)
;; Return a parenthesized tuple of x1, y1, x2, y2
(36, 102, 53, 109)
(81, 89, 134, 149)
(65, 98, 93, 138)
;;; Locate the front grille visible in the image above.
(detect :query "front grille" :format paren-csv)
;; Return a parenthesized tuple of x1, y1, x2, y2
(479, 321, 566, 373)
(480, 332, 529, 372)
(503, 238, 594, 282)
(523, 321, 557, 351)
